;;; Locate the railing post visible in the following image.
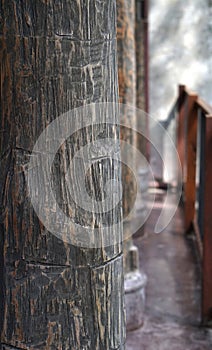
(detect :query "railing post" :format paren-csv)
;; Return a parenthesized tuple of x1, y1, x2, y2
(184, 93, 198, 232)
(176, 85, 212, 324)
(202, 114, 212, 325)
(177, 84, 186, 183)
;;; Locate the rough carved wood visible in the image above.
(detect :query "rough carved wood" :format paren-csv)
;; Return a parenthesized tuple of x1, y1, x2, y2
(0, 1, 125, 349)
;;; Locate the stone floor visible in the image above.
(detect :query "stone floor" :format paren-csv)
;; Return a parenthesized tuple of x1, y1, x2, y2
(126, 189, 212, 350)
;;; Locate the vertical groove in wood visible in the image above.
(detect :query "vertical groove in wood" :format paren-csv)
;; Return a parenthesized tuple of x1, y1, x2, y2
(0, 1, 125, 349)
(184, 94, 198, 232)
(135, 0, 148, 157)
(177, 85, 186, 184)
(202, 115, 212, 324)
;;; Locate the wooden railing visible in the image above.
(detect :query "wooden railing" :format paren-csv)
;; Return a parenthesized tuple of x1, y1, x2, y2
(176, 84, 212, 325)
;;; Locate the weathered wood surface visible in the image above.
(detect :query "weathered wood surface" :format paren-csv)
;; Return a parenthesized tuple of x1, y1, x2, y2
(202, 115, 212, 325)
(117, 0, 137, 272)
(184, 94, 198, 232)
(177, 85, 186, 184)
(0, 1, 125, 349)
(117, 0, 136, 107)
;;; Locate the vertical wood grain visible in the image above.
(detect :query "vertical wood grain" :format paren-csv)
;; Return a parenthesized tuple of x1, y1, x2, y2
(135, 0, 148, 157)
(0, 1, 125, 349)
(184, 94, 198, 232)
(202, 115, 212, 325)
(177, 85, 186, 184)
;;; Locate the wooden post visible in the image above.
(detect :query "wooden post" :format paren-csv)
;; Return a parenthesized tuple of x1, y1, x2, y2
(117, 0, 137, 272)
(117, 0, 147, 331)
(202, 114, 212, 325)
(177, 85, 186, 183)
(136, 0, 148, 159)
(0, 1, 125, 349)
(184, 94, 198, 232)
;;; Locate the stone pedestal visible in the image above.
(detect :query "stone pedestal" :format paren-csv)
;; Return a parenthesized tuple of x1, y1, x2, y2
(125, 245, 147, 331)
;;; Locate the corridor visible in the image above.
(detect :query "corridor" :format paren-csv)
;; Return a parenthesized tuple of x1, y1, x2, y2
(126, 189, 212, 350)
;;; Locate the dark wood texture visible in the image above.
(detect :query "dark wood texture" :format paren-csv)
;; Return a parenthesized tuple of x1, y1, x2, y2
(202, 115, 212, 324)
(135, 0, 149, 157)
(177, 85, 186, 183)
(0, 1, 125, 349)
(136, 9, 146, 112)
(184, 94, 198, 232)
(117, 0, 136, 107)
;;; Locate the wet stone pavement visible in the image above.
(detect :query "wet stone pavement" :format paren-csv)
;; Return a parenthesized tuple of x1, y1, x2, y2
(126, 190, 212, 350)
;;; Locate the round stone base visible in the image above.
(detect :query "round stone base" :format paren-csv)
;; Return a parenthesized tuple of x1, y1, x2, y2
(125, 270, 147, 331)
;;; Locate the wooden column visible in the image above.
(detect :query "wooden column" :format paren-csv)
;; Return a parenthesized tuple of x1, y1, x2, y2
(136, 0, 146, 112)
(136, 0, 149, 157)
(0, 1, 125, 349)
(117, 0, 147, 331)
(117, 0, 137, 272)
(135, 0, 149, 229)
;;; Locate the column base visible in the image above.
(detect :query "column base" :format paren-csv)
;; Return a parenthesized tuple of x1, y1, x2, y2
(125, 269, 147, 331)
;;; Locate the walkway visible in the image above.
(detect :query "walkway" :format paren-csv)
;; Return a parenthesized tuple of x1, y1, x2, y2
(126, 189, 212, 350)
